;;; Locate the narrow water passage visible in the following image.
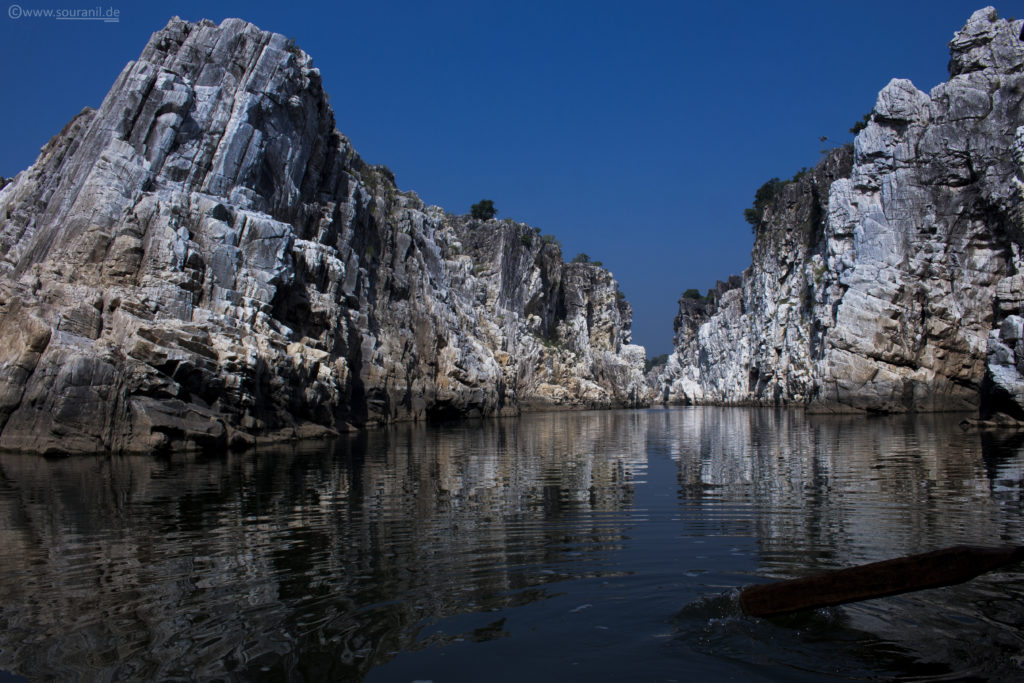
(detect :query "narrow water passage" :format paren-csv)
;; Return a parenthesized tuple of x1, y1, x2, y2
(1, 408, 1022, 681)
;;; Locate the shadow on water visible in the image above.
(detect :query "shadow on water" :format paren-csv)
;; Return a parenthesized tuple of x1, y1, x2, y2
(0, 408, 1022, 681)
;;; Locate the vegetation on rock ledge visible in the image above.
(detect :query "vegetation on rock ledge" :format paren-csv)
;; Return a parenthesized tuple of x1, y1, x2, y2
(572, 252, 603, 266)
(645, 353, 669, 373)
(744, 177, 786, 233)
(470, 199, 497, 220)
(849, 113, 872, 134)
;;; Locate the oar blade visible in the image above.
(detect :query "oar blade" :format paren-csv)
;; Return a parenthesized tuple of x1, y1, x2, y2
(739, 545, 1024, 618)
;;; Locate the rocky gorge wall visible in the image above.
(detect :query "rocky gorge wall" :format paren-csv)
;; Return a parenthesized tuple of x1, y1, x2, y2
(658, 8, 1024, 416)
(0, 17, 647, 454)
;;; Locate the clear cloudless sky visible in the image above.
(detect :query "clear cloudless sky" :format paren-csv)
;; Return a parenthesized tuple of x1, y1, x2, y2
(0, 1, 1008, 355)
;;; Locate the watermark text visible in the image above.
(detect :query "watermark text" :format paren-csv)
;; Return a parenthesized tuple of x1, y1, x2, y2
(8, 4, 120, 22)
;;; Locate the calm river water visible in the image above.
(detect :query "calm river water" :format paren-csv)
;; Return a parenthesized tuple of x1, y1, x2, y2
(1, 407, 1023, 681)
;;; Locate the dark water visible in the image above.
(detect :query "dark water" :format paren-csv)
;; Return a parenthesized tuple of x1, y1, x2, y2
(1, 407, 1023, 682)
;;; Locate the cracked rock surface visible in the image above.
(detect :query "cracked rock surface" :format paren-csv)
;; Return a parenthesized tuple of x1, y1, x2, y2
(658, 8, 1024, 415)
(0, 17, 647, 454)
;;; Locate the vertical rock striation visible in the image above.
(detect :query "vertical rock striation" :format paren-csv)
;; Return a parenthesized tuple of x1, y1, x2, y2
(0, 17, 646, 454)
(659, 8, 1024, 414)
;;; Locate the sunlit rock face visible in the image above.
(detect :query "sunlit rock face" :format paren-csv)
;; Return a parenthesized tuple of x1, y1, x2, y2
(0, 17, 647, 454)
(659, 8, 1024, 415)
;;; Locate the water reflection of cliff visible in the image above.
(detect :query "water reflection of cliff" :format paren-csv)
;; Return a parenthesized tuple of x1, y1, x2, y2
(663, 407, 1024, 573)
(663, 407, 1024, 681)
(3, 408, 1022, 680)
(0, 411, 648, 681)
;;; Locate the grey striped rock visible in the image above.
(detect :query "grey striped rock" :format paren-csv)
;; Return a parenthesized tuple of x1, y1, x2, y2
(0, 17, 647, 454)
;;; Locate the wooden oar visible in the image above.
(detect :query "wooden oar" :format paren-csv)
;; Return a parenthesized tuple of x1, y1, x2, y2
(739, 545, 1024, 618)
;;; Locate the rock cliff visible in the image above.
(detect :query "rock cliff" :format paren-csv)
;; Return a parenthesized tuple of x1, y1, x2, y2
(0, 17, 646, 454)
(658, 7, 1024, 414)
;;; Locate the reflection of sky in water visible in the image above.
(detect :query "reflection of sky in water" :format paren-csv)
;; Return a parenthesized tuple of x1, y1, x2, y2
(0, 407, 1022, 681)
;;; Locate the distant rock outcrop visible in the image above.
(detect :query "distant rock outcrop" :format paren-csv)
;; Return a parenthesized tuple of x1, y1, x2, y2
(658, 7, 1024, 415)
(0, 17, 646, 454)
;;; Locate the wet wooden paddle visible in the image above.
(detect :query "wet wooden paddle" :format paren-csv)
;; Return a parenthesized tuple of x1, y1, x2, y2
(739, 545, 1024, 618)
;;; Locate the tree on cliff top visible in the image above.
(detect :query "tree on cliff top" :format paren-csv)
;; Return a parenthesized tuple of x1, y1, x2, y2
(744, 177, 785, 233)
(471, 199, 497, 220)
(645, 353, 669, 373)
(849, 113, 872, 134)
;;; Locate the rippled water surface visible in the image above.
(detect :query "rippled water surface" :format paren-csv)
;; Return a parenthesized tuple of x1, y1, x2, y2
(1, 407, 1023, 681)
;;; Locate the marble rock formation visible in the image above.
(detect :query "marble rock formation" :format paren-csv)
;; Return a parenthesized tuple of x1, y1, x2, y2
(0, 18, 647, 454)
(659, 8, 1024, 415)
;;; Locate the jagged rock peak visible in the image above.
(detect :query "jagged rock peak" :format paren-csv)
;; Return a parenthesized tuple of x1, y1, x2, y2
(0, 17, 648, 454)
(948, 7, 1024, 77)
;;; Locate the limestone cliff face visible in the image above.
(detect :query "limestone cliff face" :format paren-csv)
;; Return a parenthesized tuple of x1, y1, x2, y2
(0, 17, 646, 454)
(659, 8, 1024, 414)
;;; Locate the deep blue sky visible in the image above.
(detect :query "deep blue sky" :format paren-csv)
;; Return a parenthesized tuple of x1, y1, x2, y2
(0, 1, 1005, 354)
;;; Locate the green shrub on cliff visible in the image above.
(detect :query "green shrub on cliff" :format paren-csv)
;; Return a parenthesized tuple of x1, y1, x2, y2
(645, 353, 669, 373)
(471, 199, 497, 220)
(744, 177, 786, 233)
(849, 113, 872, 134)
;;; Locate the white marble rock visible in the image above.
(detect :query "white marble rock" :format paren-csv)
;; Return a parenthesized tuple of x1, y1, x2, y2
(0, 17, 648, 454)
(658, 8, 1024, 417)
